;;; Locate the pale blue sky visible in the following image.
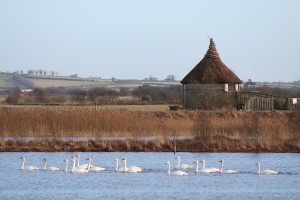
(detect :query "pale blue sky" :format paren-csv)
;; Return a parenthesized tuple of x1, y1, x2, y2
(1, 0, 299, 82)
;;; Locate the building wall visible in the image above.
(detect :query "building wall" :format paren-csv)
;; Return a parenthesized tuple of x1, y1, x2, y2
(183, 83, 239, 109)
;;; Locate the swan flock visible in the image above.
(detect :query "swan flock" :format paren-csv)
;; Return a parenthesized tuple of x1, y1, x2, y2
(19, 155, 279, 175)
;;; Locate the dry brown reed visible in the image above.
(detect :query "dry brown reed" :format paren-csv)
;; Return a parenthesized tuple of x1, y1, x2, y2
(0, 106, 299, 152)
(192, 111, 299, 152)
(0, 106, 194, 138)
(0, 137, 5, 148)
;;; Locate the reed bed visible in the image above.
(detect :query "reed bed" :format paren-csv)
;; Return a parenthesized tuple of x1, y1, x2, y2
(0, 106, 299, 152)
(192, 111, 300, 152)
(0, 106, 194, 138)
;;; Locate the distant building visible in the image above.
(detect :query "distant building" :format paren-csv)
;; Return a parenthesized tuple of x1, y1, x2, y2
(181, 39, 242, 110)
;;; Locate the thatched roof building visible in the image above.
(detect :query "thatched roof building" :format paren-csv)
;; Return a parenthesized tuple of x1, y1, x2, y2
(181, 38, 242, 109)
(181, 38, 242, 84)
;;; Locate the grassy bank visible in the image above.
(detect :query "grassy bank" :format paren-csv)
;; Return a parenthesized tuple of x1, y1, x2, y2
(1, 137, 300, 152)
(0, 106, 299, 152)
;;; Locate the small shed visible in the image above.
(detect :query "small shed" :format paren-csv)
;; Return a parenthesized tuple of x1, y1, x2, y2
(181, 38, 242, 109)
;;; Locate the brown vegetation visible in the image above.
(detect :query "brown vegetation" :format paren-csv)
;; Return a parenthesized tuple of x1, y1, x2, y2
(0, 106, 299, 152)
(0, 106, 194, 138)
(192, 111, 300, 152)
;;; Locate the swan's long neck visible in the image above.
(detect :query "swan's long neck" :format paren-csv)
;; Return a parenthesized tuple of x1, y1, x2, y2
(21, 158, 25, 170)
(219, 162, 224, 172)
(87, 159, 91, 170)
(115, 159, 118, 171)
(176, 157, 180, 167)
(123, 160, 127, 172)
(257, 163, 261, 174)
(195, 161, 199, 173)
(72, 159, 76, 171)
(167, 162, 171, 175)
(202, 161, 205, 170)
(43, 161, 47, 171)
(77, 156, 80, 167)
(65, 160, 68, 172)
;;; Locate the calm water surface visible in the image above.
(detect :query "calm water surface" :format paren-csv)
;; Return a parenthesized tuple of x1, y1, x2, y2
(0, 152, 299, 200)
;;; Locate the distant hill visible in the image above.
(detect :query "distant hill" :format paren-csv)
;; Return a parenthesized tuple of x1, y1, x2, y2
(0, 73, 35, 88)
(0, 73, 180, 89)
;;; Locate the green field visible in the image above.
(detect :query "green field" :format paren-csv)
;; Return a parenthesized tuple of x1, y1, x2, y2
(29, 77, 112, 87)
(0, 74, 21, 88)
(0, 73, 180, 88)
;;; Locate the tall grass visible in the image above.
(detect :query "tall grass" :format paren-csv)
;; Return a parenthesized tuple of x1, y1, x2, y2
(0, 106, 194, 138)
(192, 111, 299, 151)
(1, 106, 299, 152)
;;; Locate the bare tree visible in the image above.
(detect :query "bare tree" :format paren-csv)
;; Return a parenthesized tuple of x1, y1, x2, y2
(148, 75, 157, 81)
(165, 74, 176, 81)
(31, 87, 49, 103)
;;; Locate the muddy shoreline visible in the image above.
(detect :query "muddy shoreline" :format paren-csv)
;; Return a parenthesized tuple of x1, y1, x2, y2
(1, 138, 300, 153)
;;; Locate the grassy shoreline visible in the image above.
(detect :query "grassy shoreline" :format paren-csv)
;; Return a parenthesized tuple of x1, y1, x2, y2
(1, 138, 300, 153)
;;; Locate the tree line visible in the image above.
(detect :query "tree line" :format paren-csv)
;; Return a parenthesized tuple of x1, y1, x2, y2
(3, 82, 299, 106)
(3, 85, 183, 105)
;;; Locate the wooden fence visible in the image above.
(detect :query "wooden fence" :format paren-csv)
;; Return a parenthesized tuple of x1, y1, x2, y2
(245, 97, 273, 110)
(238, 92, 300, 111)
(287, 98, 300, 110)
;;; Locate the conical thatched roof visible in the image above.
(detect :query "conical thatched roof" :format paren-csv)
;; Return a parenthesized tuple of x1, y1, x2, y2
(181, 38, 242, 84)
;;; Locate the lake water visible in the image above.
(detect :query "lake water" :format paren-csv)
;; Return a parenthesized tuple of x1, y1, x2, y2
(0, 152, 299, 200)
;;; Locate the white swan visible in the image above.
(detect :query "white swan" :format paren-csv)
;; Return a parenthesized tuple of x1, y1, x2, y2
(194, 160, 200, 173)
(218, 160, 238, 174)
(121, 157, 142, 173)
(64, 159, 69, 172)
(257, 162, 278, 175)
(166, 161, 188, 176)
(76, 154, 81, 167)
(199, 160, 219, 173)
(42, 158, 60, 171)
(175, 156, 193, 170)
(114, 158, 124, 172)
(86, 157, 106, 172)
(70, 156, 88, 173)
(75, 154, 93, 169)
(20, 156, 39, 171)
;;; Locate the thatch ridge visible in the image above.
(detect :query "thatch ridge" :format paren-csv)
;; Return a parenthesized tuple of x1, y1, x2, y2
(181, 38, 242, 84)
